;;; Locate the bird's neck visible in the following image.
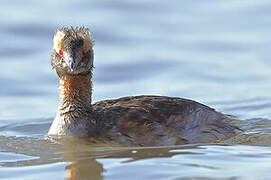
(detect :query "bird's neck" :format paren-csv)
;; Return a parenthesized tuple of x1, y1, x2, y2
(49, 73, 94, 136)
(59, 74, 92, 109)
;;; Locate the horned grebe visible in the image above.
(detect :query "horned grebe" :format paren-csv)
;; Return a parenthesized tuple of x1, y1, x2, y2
(48, 27, 241, 146)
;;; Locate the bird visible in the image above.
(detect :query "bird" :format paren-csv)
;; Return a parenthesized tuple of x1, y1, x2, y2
(48, 27, 241, 146)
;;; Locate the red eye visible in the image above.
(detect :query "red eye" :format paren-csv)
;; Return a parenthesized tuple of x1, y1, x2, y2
(82, 50, 86, 56)
(59, 49, 63, 55)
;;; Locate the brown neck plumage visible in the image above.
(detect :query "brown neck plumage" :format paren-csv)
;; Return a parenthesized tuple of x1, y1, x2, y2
(48, 71, 96, 136)
(57, 72, 93, 120)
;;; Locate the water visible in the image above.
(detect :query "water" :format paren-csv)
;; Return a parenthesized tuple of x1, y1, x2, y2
(1, 0, 271, 179)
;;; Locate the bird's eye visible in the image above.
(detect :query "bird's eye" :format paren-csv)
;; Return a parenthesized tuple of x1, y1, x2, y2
(59, 49, 63, 56)
(82, 50, 86, 56)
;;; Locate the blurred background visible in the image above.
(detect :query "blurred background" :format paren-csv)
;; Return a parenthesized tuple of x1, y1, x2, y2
(1, 0, 271, 122)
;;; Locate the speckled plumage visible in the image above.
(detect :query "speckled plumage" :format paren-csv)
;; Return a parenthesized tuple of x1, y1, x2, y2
(48, 27, 241, 146)
(92, 95, 240, 146)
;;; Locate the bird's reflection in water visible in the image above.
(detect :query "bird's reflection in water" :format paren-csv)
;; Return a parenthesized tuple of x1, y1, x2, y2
(66, 160, 104, 180)
(61, 136, 201, 180)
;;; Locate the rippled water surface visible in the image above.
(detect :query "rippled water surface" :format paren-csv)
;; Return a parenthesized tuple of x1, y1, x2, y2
(1, 0, 271, 179)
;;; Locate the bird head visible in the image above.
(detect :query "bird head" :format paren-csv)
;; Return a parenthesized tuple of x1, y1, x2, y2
(51, 27, 94, 75)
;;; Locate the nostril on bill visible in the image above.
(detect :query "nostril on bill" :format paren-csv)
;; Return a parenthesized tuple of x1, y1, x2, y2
(71, 60, 76, 69)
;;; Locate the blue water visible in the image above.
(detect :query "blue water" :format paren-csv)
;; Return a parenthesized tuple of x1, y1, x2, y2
(1, 0, 271, 179)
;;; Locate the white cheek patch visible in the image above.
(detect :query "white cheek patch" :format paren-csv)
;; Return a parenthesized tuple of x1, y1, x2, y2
(53, 30, 66, 52)
(63, 51, 76, 70)
(63, 52, 72, 62)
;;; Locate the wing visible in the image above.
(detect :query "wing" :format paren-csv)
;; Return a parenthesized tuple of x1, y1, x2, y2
(92, 95, 240, 146)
